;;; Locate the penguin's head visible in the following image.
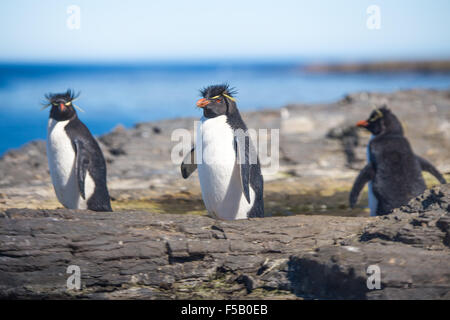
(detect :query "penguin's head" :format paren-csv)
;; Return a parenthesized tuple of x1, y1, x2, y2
(196, 84, 238, 118)
(43, 89, 81, 121)
(356, 106, 403, 136)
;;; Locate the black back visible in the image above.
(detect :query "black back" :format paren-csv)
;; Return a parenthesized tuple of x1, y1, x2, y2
(227, 97, 264, 218)
(65, 117, 112, 211)
(225, 100, 264, 218)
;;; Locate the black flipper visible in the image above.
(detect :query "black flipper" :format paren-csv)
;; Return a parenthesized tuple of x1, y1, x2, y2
(181, 147, 197, 179)
(349, 163, 375, 208)
(416, 155, 447, 184)
(235, 135, 251, 204)
(74, 139, 90, 200)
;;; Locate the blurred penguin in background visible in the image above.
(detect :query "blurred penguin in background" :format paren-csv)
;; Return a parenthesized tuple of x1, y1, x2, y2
(350, 106, 446, 216)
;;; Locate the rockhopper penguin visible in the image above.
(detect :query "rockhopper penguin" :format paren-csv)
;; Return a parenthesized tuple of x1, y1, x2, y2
(43, 90, 112, 211)
(350, 106, 446, 216)
(181, 84, 264, 220)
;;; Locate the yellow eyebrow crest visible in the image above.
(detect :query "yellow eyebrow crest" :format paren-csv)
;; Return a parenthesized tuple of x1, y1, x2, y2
(209, 94, 236, 102)
(369, 108, 383, 122)
(223, 94, 236, 101)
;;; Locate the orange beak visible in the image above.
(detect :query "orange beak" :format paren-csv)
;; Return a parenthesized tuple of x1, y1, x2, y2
(60, 103, 66, 112)
(196, 98, 210, 108)
(356, 120, 369, 127)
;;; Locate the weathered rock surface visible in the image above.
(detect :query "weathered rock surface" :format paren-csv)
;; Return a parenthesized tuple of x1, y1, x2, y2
(0, 184, 449, 299)
(290, 184, 450, 300)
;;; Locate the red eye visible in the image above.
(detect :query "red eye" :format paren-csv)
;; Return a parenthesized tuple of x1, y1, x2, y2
(216, 99, 222, 103)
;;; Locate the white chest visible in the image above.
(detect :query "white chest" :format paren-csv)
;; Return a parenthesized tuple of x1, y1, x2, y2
(196, 116, 254, 220)
(197, 115, 236, 166)
(47, 119, 90, 209)
(47, 119, 75, 186)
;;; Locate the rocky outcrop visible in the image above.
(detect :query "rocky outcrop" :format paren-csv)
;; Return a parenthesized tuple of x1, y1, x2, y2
(0, 184, 449, 299)
(290, 185, 450, 300)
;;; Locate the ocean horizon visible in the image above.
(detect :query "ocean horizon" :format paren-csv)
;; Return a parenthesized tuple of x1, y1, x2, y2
(1, 61, 450, 156)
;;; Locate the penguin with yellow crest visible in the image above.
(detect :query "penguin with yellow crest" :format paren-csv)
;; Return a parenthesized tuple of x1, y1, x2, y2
(350, 106, 446, 216)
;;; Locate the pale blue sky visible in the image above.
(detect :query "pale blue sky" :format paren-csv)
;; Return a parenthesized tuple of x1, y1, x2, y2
(1, 0, 450, 62)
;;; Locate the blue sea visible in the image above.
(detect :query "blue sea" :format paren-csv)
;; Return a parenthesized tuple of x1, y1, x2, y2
(1, 62, 450, 156)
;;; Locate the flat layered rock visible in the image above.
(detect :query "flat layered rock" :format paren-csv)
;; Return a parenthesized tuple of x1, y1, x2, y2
(0, 184, 448, 299)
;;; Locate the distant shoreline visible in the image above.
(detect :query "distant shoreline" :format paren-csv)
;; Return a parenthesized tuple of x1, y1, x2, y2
(1, 59, 450, 74)
(303, 60, 450, 74)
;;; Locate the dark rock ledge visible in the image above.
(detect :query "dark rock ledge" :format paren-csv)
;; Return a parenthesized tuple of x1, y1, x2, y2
(1, 184, 449, 300)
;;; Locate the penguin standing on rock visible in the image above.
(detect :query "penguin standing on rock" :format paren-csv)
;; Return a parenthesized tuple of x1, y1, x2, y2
(181, 84, 264, 220)
(43, 89, 112, 211)
(350, 106, 446, 216)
